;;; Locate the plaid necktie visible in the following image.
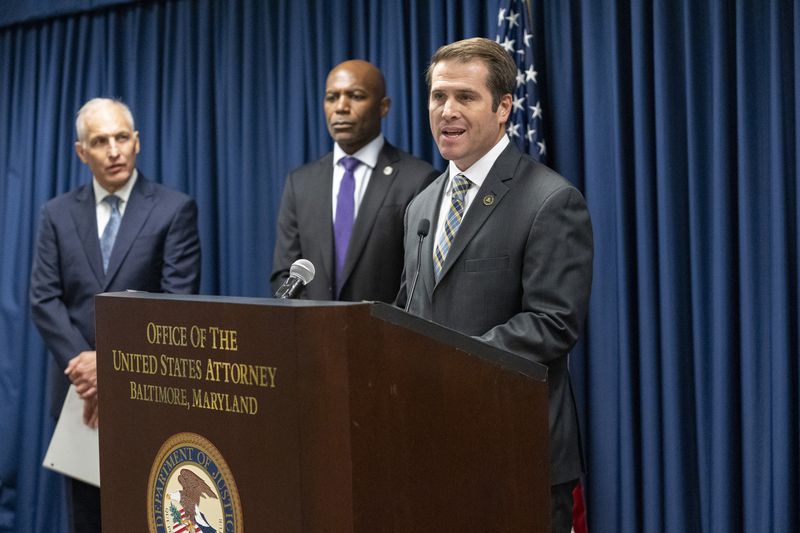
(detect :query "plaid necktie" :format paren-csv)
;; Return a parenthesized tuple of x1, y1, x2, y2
(100, 195, 122, 273)
(433, 174, 471, 281)
(333, 156, 360, 296)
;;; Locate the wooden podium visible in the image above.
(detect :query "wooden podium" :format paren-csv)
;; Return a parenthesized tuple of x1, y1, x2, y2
(95, 293, 551, 532)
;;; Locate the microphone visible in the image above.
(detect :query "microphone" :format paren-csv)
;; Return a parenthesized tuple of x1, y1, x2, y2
(404, 218, 430, 312)
(274, 259, 315, 299)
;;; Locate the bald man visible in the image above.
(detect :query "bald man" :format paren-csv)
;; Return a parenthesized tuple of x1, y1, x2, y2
(271, 60, 437, 301)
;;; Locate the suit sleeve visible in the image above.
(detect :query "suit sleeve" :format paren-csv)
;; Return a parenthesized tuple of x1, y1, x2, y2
(29, 205, 92, 369)
(270, 172, 302, 294)
(480, 187, 594, 363)
(160, 197, 201, 294)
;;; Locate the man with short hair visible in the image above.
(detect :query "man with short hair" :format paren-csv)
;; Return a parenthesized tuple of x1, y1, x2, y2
(397, 38, 594, 533)
(30, 97, 201, 533)
(271, 60, 437, 302)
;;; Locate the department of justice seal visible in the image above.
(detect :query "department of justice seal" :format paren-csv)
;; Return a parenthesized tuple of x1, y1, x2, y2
(147, 432, 242, 533)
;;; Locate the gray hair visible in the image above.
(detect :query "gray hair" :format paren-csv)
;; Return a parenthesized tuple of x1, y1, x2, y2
(75, 98, 135, 143)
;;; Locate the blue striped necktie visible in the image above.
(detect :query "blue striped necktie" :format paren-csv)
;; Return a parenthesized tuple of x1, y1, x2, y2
(433, 174, 471, 281)
(100, 195, 122, 273)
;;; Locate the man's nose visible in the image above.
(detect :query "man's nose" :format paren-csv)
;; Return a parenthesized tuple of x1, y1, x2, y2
(335, 96, 350, 112)
(108, 139, 120, 157)
(442, 98, 458, 119)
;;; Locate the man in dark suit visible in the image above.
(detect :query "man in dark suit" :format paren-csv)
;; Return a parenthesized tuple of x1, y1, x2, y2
(396, 38, 593, 533)
(30, 97, 201, 533)
(271, 60, 437, 302)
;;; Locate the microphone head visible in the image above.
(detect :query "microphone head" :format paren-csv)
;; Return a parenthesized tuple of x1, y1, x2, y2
(417, 218, 430, 237)
(289, 259, 315, 284)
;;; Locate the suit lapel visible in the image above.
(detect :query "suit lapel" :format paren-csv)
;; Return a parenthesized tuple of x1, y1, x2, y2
(434, 144, 520, 285)
(69, 185, 105, 284)
(421, 172, 448, 301)
(308, 155, 335, 292)
(103, 175, 156, 290)
(340, 144, 400, 287)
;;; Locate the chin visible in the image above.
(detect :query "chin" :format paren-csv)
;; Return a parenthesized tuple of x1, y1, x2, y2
(437, 147, 462, 162)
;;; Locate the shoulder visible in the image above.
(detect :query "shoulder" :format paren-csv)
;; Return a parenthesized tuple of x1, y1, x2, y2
(505, 150, 583, 202)
(382, 142, 437, 175)
(136, 174, 195, 206)
(40, 183, 91, 214)
(288, 153, 333, 180)
(407, 170, 447, 210)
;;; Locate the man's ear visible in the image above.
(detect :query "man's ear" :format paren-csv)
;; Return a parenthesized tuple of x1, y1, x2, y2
(497, 93, 512, 123)
(380, 96, 391, 118)
(74, 141, 87, 164)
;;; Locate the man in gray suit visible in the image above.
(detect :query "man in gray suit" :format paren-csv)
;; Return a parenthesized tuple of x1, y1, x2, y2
(271, 60, 437, 302)
(30, 98, 201, 533)
(396, 38, 593, 533)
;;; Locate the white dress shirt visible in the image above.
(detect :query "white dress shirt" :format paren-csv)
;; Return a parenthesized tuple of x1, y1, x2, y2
(93, 169, 138, 237)
(432, 135, 510, 248)
(331, 134, 385, 221)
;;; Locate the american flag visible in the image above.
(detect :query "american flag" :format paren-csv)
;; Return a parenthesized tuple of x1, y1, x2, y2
(172, 506, 202, 533)
(496, 0, 547, 163)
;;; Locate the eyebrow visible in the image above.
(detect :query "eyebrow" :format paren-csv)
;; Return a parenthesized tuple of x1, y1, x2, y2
(431, 87, 479, 95)
(88, 130, 131, 141)
(326, 87, 368, 94)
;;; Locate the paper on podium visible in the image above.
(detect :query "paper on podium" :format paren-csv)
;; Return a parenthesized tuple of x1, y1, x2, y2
(42, 385, 100, 487)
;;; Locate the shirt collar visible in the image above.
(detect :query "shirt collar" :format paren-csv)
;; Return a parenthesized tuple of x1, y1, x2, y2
(333, 134, 385, 169)
(93, 169, 138, 205)
(447, 134, 510, 188)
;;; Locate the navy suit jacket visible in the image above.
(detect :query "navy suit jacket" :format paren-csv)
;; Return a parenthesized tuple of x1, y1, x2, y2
(30, 173, 201, 414)
(397, 143, 594, 485)
(271, 142, 437, 302)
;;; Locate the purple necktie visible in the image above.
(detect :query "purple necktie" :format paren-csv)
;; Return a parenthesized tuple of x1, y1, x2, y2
(334, 156, 360, 296)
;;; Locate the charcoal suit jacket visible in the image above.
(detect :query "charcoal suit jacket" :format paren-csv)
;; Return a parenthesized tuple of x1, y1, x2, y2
(397, 143, 594, 485)
(271, 142, 437, 302)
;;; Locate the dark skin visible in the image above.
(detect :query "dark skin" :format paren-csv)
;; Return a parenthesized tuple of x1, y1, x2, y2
(324, 60, 391, 154)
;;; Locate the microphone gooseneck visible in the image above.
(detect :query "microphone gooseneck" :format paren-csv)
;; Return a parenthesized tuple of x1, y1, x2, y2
(405, 218, 430, 312)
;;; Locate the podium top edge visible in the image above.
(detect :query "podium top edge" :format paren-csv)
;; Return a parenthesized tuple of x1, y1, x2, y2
(369, 302, 548, 382)
(96, 293, 547, 381)
(96, 292, 366, 307)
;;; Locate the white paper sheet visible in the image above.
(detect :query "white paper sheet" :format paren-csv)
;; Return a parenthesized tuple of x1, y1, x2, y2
(42, 385, 100, 487)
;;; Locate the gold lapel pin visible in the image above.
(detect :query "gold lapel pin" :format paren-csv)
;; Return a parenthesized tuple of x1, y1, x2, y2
(483, 194, 495, 206)
(383, 165, 393, 175)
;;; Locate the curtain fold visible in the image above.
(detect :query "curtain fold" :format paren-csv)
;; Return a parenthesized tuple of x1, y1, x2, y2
(567, 1, 799, 531)
(0, 1, 797, 532)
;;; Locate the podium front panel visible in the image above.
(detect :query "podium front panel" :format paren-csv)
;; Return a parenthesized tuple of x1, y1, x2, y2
(97, 294, 308, 532)
(97, 294, 550, 532)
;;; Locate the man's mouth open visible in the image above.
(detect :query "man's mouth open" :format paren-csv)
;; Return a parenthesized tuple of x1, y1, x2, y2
(441, 127, 465, 139)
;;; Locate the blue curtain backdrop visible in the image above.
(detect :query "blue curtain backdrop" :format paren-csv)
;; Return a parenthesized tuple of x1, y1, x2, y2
(0, 1, 797, 532)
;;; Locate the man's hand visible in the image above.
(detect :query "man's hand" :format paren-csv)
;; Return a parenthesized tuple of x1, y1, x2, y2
(65, 350, 97, 400)
(83, 395, 99, 429)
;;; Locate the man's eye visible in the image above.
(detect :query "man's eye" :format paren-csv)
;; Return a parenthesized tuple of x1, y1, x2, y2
(91, 138, 107, 147)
